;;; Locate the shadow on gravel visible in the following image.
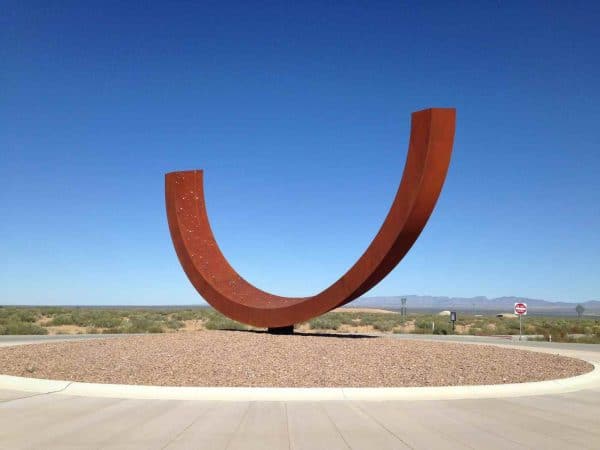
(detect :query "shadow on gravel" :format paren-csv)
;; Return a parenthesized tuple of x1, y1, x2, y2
(225, 329, 378, 339)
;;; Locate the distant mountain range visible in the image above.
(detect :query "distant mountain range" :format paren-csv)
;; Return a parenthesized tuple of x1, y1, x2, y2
(350, 296, 600, 315)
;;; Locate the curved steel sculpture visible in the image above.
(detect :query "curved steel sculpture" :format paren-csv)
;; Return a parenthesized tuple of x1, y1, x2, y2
(166, 108, 456, 328)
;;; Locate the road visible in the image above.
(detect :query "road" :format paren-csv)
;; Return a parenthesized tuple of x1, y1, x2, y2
(0, 334, 135, 347)
(0, 334, 599, 449)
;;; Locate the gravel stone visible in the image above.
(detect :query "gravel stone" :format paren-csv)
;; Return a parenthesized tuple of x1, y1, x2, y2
(0, 331, 592, 387)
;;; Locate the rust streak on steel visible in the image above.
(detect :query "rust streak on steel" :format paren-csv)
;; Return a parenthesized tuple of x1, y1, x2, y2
(165, 108, 456, 328)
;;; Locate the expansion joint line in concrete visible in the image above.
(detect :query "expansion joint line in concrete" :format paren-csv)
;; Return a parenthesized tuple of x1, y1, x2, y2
(0, 381, 73, 404)
(320, 403, 352, 450)
(159, 403, 214, 450)
(352, 402, 415, 449)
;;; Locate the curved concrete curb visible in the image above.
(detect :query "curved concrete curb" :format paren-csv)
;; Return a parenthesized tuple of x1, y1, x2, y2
(0, 362, 597, 402)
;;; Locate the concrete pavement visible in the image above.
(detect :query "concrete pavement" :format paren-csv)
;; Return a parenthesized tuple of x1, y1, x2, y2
(1, 390, 599, 449)
(1, 335, 599, 449)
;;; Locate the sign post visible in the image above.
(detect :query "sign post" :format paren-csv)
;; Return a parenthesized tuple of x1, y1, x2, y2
(450, 311, 457, 333)
(514, 302, 528, 340)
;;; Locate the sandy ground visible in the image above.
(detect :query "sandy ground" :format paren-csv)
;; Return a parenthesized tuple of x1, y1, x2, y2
(332, 307, 396, 314)
(0, 331, 592, 387)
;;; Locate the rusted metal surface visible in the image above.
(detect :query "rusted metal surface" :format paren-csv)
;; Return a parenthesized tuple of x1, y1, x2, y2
(166, 108, 456, 328)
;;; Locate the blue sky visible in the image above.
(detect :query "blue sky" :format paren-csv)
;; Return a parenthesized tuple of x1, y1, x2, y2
(2, 1, 599, 305)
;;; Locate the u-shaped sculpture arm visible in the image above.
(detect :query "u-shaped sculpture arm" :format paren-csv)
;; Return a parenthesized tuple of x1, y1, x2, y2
(166, 108, 456, 327)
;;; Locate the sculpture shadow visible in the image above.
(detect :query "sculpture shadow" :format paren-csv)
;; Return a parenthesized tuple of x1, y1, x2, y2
(223, 328, 378, 339)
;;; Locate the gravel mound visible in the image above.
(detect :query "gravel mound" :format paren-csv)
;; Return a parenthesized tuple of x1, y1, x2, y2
(0, 331, 592, 387)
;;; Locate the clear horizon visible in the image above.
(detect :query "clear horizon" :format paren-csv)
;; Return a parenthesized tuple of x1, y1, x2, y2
(2, 2, 599, 305)
(1, 294, 596, 307)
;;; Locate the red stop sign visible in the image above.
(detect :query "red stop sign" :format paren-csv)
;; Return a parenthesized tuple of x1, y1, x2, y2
(514, 303, 527, 315)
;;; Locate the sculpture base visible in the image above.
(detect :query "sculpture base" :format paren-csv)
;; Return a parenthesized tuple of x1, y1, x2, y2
(268, 325, 294, 335)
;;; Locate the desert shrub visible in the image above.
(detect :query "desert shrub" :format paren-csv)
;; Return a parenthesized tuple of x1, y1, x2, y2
(409, 327, 428, 334)
(372, 320, 399, 332)
(569, 335, 600, 344)
(468, 326, 483, 336)
(103, 318, 164, 334)
(308, 316, 342, 330)
(38, 307, 71, 316)
(412, 316, 453, 334)
(539, 325, 568, 340)
(433, 322, 451, 334)
(134, 311, 168, 322)
(72, 311, 124, 328)
(359, 312, 404, 329)
(166, 319, 184, 330)
(532, 333, 600, 344)
(49, 313, 76, 326)
(0, 308, 40, 323)
(493, 322, 509, 335)
(0, 321, 47, 335)
(503, 320, 520, 333)
(102, 327, 124, 334)
(20, 309, 41, 322)
(204, 312, 248, 330)
(0, 308, 46, 335)
(127, 317, 165, 333)
(305, 311, 407, 332)
(414, 318, 433, 331)
(569, 322, 586, 334)
(171, 309, 203, 321)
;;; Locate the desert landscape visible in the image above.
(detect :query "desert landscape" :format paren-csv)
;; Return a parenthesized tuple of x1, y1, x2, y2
(2, 305, 599, 343)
